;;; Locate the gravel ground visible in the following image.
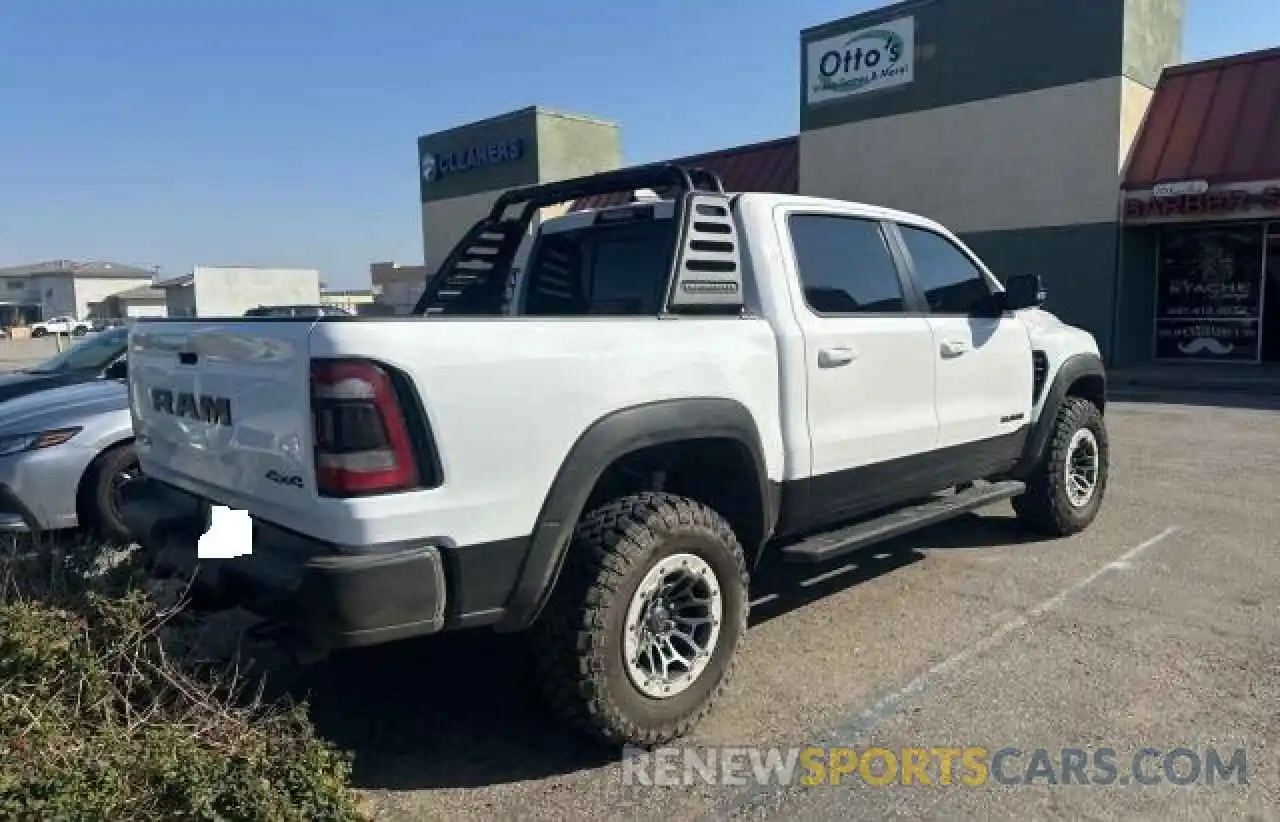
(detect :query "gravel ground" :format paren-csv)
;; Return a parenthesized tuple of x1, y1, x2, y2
(257, 392, 1277, 822)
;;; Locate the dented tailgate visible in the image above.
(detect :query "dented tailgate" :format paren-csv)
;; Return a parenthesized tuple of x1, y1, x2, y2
(128, 320, 317, 515)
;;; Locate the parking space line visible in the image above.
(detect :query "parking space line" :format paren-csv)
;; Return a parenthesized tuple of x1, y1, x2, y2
(720, 525, 1181, 816)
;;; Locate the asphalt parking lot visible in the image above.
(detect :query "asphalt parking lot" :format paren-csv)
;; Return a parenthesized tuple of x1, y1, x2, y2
(267, 391, 1276, 822)
(4, 338, 1276, 821)
(0, 336, 64, 370)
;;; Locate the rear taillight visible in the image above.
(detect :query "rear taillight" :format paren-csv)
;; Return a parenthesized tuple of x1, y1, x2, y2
(310, 358, 420, 496)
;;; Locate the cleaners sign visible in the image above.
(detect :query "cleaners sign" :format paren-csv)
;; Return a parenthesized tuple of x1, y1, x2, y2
(807, 16, 915, 105)
(421, 138, 525, 184)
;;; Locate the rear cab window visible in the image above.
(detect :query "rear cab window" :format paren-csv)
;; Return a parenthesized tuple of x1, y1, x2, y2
(515, 202, 679, 317)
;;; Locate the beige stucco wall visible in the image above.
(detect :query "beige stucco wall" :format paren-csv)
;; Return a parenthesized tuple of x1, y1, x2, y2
(72, 277, 154, 320)
(421, 190, 505, 275)
(800, 76, 1130, 234)
(1119, 76, 1156, 173)
(191, 266, 321, 317)
(535, 110, 622, 184)
(421, 192, 572, 277)
(122, 300, 168, 318)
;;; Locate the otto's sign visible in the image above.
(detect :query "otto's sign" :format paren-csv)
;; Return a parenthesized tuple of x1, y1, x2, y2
(421, 137, 525, 184)
(807, 16, 915, 105)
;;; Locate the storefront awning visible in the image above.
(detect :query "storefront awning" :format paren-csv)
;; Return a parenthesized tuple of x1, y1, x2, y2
(1123, 46, 1280, 224)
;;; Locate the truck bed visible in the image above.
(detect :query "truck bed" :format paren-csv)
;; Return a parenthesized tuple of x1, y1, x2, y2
(127, 315, 785, 550)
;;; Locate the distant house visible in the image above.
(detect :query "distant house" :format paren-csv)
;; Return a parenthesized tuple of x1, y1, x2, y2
(370, 261, 429, 314)
(320, 288, 376, 314)
(0, 259, 157, 326)
(155, 265, 321, 318)
(94, 284, 169, 320)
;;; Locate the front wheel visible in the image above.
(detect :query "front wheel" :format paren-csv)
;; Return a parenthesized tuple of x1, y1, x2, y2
(30, 327, 47, 338)
(532, 492, 749, 747)
(1013, 396, 1109, 536)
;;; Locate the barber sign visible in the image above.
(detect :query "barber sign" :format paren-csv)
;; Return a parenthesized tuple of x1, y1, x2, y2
(807, 16, 915, 105)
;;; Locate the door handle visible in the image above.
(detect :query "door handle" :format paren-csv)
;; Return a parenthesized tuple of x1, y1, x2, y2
(818, 347, 856, 368)
(940, 339, 970, 357)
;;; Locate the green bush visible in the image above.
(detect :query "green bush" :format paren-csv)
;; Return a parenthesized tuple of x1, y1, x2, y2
(0, 537, 370, 822)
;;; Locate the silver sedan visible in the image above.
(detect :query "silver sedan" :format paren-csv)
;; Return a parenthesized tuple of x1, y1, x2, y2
(0, 378, 138, 541)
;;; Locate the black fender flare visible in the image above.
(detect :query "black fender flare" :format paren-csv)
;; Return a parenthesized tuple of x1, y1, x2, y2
(496, 397, 774, 632)
(1012, 352, 1106, 477)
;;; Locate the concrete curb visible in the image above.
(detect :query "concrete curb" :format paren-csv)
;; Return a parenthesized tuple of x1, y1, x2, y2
(1110, 373, 1280, 396)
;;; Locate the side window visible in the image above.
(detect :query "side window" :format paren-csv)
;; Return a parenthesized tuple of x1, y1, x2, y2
(788, 215, 906, 314)
(896, 224, 993, 314)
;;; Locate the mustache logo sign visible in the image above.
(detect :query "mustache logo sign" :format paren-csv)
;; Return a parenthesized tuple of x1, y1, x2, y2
(1177, 337, 1235, 356)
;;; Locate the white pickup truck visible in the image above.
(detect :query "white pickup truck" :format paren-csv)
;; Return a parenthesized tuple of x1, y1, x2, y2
(120, 164, 1109, 746)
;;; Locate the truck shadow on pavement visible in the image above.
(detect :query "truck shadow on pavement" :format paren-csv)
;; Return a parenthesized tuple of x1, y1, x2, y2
(275, 512, 1046, 792)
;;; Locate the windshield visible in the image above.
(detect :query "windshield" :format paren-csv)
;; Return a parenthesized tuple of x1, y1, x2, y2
(29, 327, 128, 374)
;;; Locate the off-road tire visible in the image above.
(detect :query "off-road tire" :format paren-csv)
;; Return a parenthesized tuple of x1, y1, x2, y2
(531, 491, 749, 748)
(80, 443, 140, 544)
(1014, 396, 1108, 536)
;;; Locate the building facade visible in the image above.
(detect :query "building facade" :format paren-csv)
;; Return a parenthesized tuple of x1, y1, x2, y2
(410, 0, 1278, 368)
(155, 266, 321, 318)
(0, 260, 157, 326)
(94, 285, 169, 319)
(320, 288, 376, 313)
(370, 261, 430, 314)
(1119, 47, 1280, 365)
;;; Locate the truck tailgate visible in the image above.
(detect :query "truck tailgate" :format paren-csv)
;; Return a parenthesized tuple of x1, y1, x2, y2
(128, 321, 316, 514)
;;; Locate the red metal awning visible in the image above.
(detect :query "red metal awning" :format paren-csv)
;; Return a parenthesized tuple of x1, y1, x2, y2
(570, 136, 798, 211)
(1124, 46, 1280, 190)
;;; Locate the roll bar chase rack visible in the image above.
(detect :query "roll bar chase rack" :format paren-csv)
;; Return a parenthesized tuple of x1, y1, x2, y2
(412, 162, 744, 316)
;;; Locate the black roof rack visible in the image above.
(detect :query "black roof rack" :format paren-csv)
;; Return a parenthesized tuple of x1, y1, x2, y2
(414, 163, 731, 316)
(486, 162, 725, 223)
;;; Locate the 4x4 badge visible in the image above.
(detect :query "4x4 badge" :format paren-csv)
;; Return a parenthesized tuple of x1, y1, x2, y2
(265, 470, 304, 489)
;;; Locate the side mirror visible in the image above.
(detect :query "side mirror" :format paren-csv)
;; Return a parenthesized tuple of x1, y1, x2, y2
(1003, 273, 1046, 311)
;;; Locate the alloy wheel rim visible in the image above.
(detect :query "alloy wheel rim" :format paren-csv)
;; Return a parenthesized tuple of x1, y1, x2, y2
(1064, 428, 1100, 508)
(623, 553, 723, 699)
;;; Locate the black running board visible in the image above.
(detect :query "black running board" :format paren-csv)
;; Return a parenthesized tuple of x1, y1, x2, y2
(779, 480, 1026, 564)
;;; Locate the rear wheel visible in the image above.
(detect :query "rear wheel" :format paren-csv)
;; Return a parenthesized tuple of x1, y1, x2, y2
(81, 444, 141, 544)
(532, 492, 749, 747)
(31, 327, 47, 338)
(1014, 397, 1108, 536)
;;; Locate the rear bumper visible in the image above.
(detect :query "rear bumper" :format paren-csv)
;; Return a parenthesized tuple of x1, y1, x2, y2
(118, 477, 448, 650)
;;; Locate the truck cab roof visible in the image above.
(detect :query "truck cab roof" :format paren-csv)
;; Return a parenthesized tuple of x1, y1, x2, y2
(540, 191, 958, 244)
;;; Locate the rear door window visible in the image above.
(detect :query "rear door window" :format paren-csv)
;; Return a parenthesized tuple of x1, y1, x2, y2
(787, 214, 907, 314)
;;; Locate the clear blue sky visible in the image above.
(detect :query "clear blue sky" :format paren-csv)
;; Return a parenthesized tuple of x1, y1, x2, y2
(1, 0, 1275, 288)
